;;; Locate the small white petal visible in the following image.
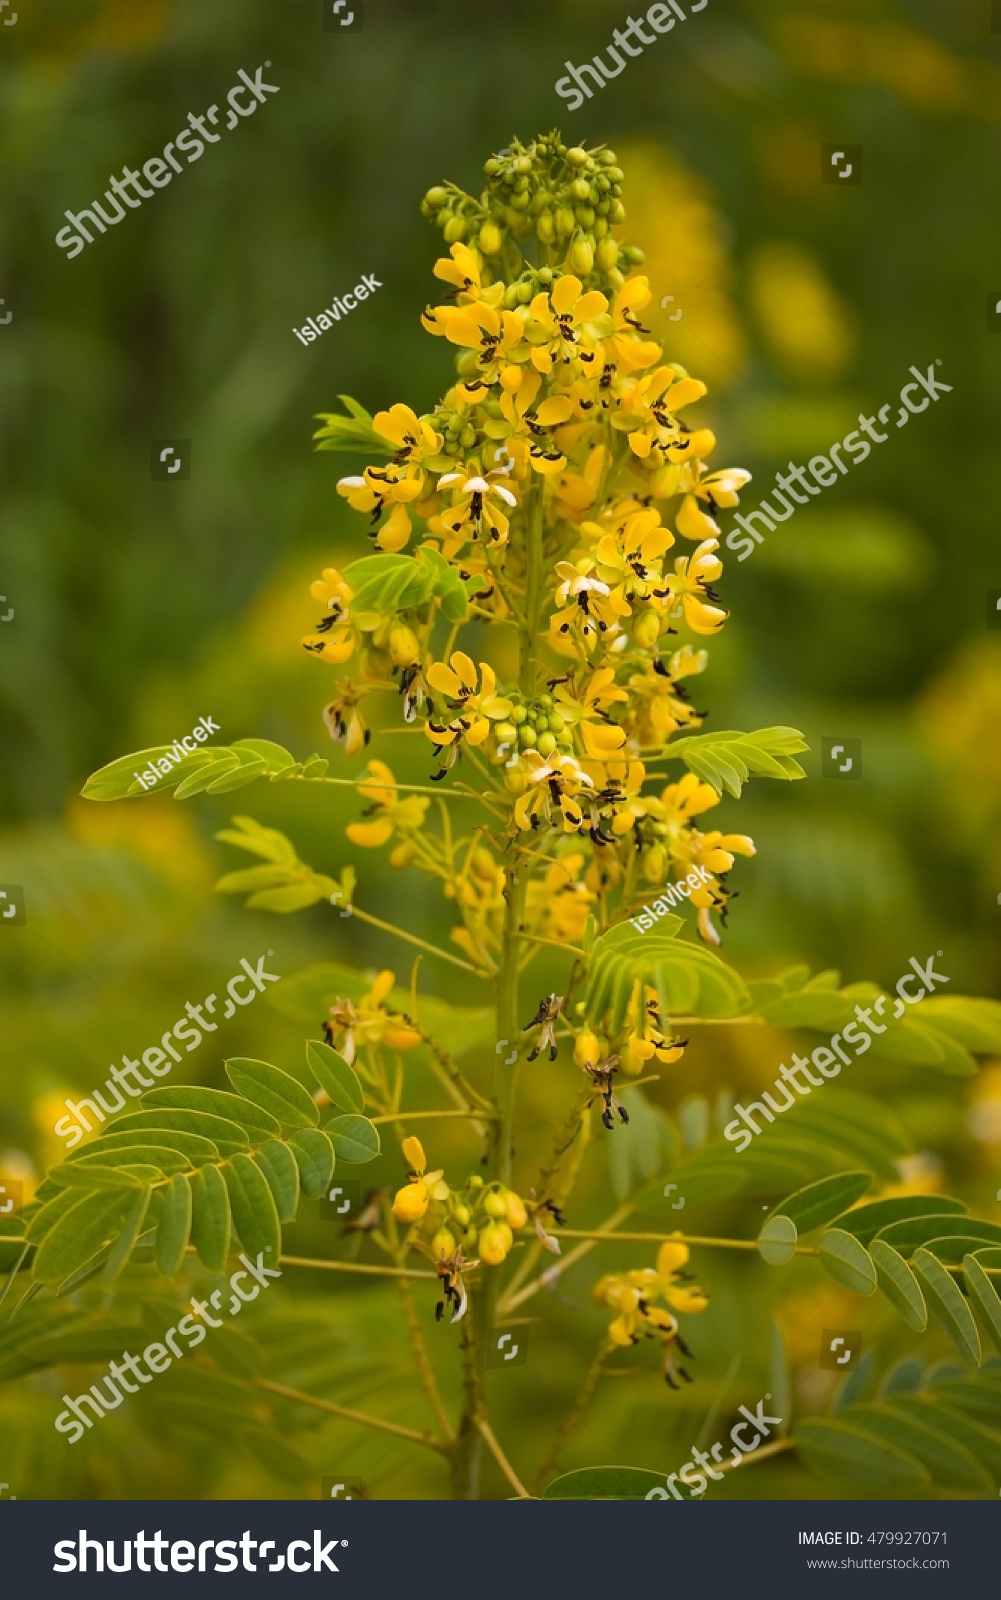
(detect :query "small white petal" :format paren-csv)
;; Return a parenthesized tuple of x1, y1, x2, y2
(438, 472, 463, 488)
(493, 483, 518, 507)
(464, 476, 490, 493)
(338, 475, 366, 489)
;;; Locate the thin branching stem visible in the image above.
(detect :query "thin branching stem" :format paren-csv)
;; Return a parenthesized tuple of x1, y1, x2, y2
(254, 1376, 448, 1454)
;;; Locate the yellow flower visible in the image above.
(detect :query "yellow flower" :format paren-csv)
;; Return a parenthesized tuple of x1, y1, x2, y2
(324, 969, 422, 1064)
(433, 468, 518, 548)
(592, 1240, 708, 1386)
(346, 759, 429, 848)
(512, 750, 596, 833)
(667, 538, 727, 635)
(424, 651, 513, 768)
(524, 274, 610, 374)
(675, 460, 752, 542)
(301, 567, 359, 665)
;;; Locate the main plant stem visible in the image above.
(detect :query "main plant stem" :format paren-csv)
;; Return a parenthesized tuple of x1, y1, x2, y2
(450, 483, 545, 1499)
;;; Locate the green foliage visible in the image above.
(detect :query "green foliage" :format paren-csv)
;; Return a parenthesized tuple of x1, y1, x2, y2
(583, 922, 750, 1033)
(767, 1171, 871, 1234)
(312, 395, 396, 457)
(663, 726, 809, 797)
(305, 1040, 365, 1114)
(82, 743, 330, 803)
(757, 1215, 798, 1266)
(216, 816, 342, 912)
(20, 1074, 378, 1283)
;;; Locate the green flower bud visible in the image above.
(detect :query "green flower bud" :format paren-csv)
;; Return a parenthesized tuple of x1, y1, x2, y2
(610, 200, 626, 224)
(468, 1174, 485, 1190)
(516, 280, 534, 304)
(460, 425, 477, 449)
(623, 245, 646, 265)
(569, 234, 594, 275)
(425, 186, 448, 208)
(538, 693, 553, 708)
(537, 732, 558, 756)
(444, 215, 467, 242)
(555, 206, 576, 237)
(511, 704, 528, 724)
(518, 725, 538, 748)
(494, 722, 518, 748)
(596, 236, 619, 271)
(642, 844, 667, 884)
(577, 206, 595, 228)
(593, 216, 609, 240)
(633, 609, 661, 649)
(547, 711, 566, 733)
(479, 220, 503, 255)
(571, 176, 591, 200)
(516, 155, 533, 175)
(537, 210, 556, 244)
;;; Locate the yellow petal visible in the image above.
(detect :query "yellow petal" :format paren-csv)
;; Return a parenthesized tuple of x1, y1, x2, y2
(552, 275, 582, 315)
(402, 1135, 426, 1173)
(345, 818, 394, 848)
(450, 650, 477, 691)
(656, 1240, 689, 1278)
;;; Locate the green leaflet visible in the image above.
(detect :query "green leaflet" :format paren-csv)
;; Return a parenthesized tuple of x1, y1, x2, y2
(932, 1376, 1001, 1427)
(663, 726, 808, 797)
(102, 1188, 152, 1286)
(157, 1174, 193, 1276)
(839, 1403, 991, 1492)
(222, 1153, 282, 1260)
(32, 1190, 138, 1283)
(912, 1248, 982, 1366)
(190, 1165, 232, 1272)
(769, 1171, 871, 1235)
(877, 1357, 925, 1399)
(225, 1057, 319, 1129)
(818, 1229, 878, 1296)
(543, 1466, 669, 1499)
(254, 1141, 300, 1224)
(891, 1395, 1001, 1481)
(216, 815, 298, 862)
(48, 1162, 146, 1191)
(313, 396, 396, 457)
(287, 1129, 335, 1199)
(793, 1418, 930, 1490)
(834, 1193, 967, 1246)
(65, 1128, 220, 1167)
(82, 739, 321, 803)
(24, 1185, 85, 1243)
(111, 1108, 250, 1155)
(341, 553, 436, 615)
(920, 1234, 1001, 1267)
(305, 1040, 365, 1114)
(324, 1114, 381, 1164)
(868, 1240, 928, 1331)
(142, 1087, 279, 1142)
(72, 1145, 187, 1176)
(757, 1214, 798, 1266)
(875, 1213, 1001, 1256)
(963, 1256, 1001, 1356)
(583, 922, 749, 1034)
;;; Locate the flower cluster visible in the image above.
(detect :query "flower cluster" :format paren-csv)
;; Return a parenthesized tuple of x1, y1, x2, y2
(593, 1240, 709, 1388)
(391, 1138, 528, 1306)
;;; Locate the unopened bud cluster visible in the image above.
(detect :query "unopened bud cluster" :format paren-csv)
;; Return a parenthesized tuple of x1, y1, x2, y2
(421, 134, 644, 293)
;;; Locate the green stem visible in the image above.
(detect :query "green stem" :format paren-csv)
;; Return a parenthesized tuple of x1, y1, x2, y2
(450, 481, 545, 1500)
(349, 905, 488, 976)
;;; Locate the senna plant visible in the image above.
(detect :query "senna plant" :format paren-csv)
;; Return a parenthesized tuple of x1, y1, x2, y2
(12, 133, 1001, 1501)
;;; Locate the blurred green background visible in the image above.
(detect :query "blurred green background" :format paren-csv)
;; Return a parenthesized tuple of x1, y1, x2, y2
(2, 0, 1001, 1500)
